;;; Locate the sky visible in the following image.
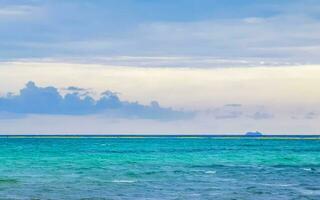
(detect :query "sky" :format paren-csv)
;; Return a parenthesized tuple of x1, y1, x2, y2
(0, 0, 320, 134)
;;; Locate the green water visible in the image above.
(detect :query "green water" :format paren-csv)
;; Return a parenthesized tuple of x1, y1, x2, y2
(0, 137, 320, 199)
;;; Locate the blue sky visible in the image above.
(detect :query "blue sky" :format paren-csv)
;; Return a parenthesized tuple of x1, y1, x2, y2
(1, 0, 320, 64)
(0, 0, 320, 134)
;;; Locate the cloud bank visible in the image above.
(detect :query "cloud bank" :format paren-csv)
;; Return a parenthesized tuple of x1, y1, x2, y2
(0, 81, 192, 120)
(1, 0, 320, 66)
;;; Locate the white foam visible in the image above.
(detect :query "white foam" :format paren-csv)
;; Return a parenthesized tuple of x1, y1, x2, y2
(205, 171, 216, 174)
(259, 183, 296, 187)
(112, 180, 136, 183)
(298, 189, 320, 196)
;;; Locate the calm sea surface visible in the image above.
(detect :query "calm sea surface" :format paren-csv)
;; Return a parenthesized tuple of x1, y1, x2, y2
(0, 136, 320, 200)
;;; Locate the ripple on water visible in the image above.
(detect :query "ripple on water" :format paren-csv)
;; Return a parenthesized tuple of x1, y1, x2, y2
(0, 178, 19, 185)
(258, 183, 297, 187)
(298, 187, 320, 196)
(301, 167, 318, 172)
(205, 171, 216, 174)
(111, 180, 136, 183)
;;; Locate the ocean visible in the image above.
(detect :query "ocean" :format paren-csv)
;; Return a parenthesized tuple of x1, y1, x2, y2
(0, 136, 320, 199)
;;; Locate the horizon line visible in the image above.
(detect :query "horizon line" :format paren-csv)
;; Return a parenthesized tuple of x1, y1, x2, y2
(0, 134, 320, 137)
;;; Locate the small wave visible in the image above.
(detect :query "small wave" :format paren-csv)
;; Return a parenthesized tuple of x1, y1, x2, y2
(259, 183, 296, 187)
(302, 168, 317, 172)
(111, 180, 136, 183)
(190, 164, 230, 168)
(298, 189, 320, 196)
(205, 171, 216, 174)
(277, 184, 295, 187)
(215, 178, 236, 182)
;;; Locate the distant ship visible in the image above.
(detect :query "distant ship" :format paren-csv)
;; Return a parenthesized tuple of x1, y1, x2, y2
(245, 131, 263, 137)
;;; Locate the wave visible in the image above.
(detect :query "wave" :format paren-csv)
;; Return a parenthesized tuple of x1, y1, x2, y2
(111, 180, 136, 183)
(205, 171, 216, 174)
(302, 168, 318, 172)
(0, 178, 19, 185)
(298, 188, 320, 196)
(259, 183, 297, 187)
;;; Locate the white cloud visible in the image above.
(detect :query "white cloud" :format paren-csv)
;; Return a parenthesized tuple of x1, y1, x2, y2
(0, 5, 39, 19)
(133, 14, 320, 63)
(0, 1, 319, 65)
(243, 17, 265, 24)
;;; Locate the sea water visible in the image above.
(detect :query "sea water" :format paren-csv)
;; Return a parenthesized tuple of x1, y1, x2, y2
(0, 136, 320, 199)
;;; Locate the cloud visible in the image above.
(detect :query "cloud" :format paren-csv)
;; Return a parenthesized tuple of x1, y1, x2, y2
(206, 105, 243, 119)
(291, 111, 320, 120)
(136, 14, 320, 63)
(248, 111, 274, 120)
(204, 104, 276, 120)
(304, 112, 318, 119)
(65, 86, 87, 92)
(1, 1, 320, 66)
(215, 111, 243, 119)
(0, 5, 40, 21)
(0, 81, 192, 120)
(224, 104, 242, 107)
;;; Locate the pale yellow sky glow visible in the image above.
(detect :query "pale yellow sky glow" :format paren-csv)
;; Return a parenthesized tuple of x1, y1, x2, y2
(1, 61, 320, 134)
(0, 61, 320, 110)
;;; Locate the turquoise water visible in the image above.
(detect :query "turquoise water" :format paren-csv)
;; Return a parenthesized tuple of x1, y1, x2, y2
(0, 137, 320, 199)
